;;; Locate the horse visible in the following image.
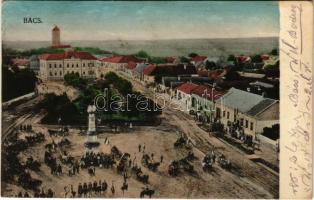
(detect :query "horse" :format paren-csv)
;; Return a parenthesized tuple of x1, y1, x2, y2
(140, 188, 155, 198)
(147, 162, 160, 172)
(136, 172, 149, 184)
(121, 182, 128, 195)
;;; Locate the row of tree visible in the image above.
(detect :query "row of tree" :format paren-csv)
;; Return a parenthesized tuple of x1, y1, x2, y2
(2, 67, 37, 101)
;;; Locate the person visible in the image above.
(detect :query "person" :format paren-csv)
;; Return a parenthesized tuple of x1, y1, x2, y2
(160, 155, 163, 163)
(34, 190, 40, 198)
(18, 192, 22, 197)
(63, 186, 69, 198)
(128, 159, 132, 167)
(78, 183, 82, 197)
(138, 144, 141, 152)
(24, 192, 29, 198)
(111, 181, 115, 196)
(47, 188, 54, 198)
(151, 153, 154, 161)
(70, 184, 76, 197)
(142, 143, 146, 153)
(83, 182, 88, 197)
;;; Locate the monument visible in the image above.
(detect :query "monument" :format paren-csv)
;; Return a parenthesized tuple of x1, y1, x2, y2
(87, 104, 97, 135)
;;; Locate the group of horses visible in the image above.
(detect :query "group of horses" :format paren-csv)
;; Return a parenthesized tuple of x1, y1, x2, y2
(141, 154, 160, 172)
(77, 180, 108, 197)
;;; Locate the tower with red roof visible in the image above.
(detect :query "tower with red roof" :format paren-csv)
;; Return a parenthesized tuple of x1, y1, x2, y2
(52, 25, 61, 47)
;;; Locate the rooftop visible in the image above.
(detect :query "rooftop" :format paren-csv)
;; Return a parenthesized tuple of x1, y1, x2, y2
(217, 87, 276, 114)
(176, 82, 198, 94)
(39, 51, 97, 60)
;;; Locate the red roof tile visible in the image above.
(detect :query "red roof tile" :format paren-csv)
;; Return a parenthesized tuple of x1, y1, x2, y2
(191, 56, 207, 62)
(197, 69, 225, 80)
(143, 64, 157, 76)
(126, 61, 137, 70)
(191, 85, 225, 101)
(164, 57, 176, 63)
(39, 51, 97, 60)
(52, 26, 60, 31)
(100, 55, 141, 63)
(176, 82, 199, 94)
(11, 58, 30, 66)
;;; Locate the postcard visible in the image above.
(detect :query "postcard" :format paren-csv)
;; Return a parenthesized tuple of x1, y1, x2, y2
(1, 1, 312, 199)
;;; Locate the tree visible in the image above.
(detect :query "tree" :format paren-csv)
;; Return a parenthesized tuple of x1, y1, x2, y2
(270, 48, 278, 56)
(224, 69, 240, 81)
(180, 56, 190, 63)
(136, 50, 150, 58)
(227, 54, 236, 62)
(2, 67, 37, 101)
(205, 60, 217, 70)
(251, 54, 262, 63)
(188, 53, 199, 58)
(64, 72, 86, 89)
(262, 124, 279, 140)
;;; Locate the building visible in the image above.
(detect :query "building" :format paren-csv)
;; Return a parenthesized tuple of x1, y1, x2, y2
(175, 82, 199, 111)
(215, 87, 279, 138)
(133, 63, 149, 81)
(29, 55, 40, 75)
(143, 64, 197, 84)
(160, 76, 213, 93)
(100, 55, 142, 70)
(39, 51, 98, 80)
(191, 85, 225, 122)
(11, 58, 30, 69)
(190, 55, 207, 68)
(52, 26, 61, 47)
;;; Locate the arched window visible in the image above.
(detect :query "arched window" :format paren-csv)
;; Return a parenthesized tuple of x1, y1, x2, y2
(59, 64, 62, 68)
(54, 64, 57, 68)
(67, 64, 69, 68)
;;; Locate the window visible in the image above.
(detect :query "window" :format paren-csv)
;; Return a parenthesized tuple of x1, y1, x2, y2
(49, 64, 52, 68)
(83, 63, 85, 67)
(72, 64, 74, 68)
(77, 64, 79, 67)
(67, 64, 69, 68)
(49, 72, 53, 76)
(54, 64, 57, 68)
(60, 71, 62, 76)
(245, 120, 248, 128)
(227, 112, 230, 119)
(250, 122, 254, 131)
(223, 111, 226, 117)
(55, 72, 57, 76)
(83, 71, 85, 75)
(59, 64, 62, 68)
(240, 119, 244, 126)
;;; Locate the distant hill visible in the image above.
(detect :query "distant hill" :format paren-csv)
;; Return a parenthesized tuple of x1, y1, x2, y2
(3, 37, 278, 58)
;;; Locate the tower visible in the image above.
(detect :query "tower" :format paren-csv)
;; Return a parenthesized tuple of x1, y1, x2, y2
(52, 25, 61, 47)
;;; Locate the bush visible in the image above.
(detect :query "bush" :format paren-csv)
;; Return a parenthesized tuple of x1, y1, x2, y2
(39, 93, 81, 124)
(64, 72, 86, 89)
(262, 124, 279, 140)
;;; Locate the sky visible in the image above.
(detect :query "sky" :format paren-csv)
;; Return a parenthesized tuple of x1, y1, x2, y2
(2, 1, 279, 41)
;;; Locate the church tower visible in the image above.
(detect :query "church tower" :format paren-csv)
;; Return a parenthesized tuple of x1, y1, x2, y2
(52, 25, 61, 47)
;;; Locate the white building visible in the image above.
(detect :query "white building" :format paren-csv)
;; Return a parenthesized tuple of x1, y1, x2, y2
(39, 51, 98, 80)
